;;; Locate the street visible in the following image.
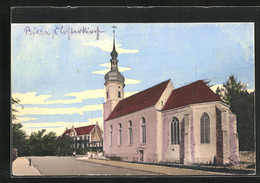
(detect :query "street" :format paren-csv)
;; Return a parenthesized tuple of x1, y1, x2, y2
(13, 156, 224, 176)
(25, 156, 160, 175)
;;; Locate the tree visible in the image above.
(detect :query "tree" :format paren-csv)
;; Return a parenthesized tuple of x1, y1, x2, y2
(12, 123, 29, 156)
(11, 97, 20, 121)
(218, 75, 254, 151)
(11, 97, 29, 156)
(55, 134, 74, 156)
(28, 129, 57, 156)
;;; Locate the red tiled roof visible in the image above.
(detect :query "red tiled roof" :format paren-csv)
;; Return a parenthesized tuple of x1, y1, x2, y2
(106, 80, 171, 121)
(162, 80, 221, 111)
(64, 125, 96, 136)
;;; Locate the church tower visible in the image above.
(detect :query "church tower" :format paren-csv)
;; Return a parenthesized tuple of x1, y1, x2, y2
(103, 28, 125, 120)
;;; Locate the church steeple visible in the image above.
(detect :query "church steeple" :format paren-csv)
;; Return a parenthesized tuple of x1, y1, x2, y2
(104, 26, 125, 104)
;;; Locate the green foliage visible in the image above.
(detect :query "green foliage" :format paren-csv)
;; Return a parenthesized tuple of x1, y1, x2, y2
(28, 129, 57, 156)
(218, 75, 254, 151)
(222, 75, 247, 105)
(11, 97, 74, 156)
(11, 97, 20, 121)
(55, 134, 74, 156)
(12, 122, 29, 156)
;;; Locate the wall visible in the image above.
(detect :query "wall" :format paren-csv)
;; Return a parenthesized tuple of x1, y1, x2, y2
(192, 103, 217, 164)
(162, 102, 236, 165)
(162, 106, 191, 163)
(228, 112, 239, 164)
(104, 106, 158, 163)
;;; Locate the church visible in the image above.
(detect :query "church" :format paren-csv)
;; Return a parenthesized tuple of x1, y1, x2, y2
(103, 30, 239, 165)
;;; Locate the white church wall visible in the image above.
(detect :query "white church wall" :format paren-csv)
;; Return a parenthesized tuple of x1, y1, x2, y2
(162, 106, 191, 163)
(192, 103, 217, 164)
(104, 106, 158, 163)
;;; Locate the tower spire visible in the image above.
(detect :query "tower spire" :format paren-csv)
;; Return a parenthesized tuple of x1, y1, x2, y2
(110, 26, 118, 61)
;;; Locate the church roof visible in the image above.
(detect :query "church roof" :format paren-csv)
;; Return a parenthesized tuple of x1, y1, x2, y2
(162, 80, 221, 111)
(106, 79, 171, 121)
(64, 124, 96, 136)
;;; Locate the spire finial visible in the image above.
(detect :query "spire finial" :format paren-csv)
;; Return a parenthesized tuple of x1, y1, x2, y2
(111, 26, 118, 59)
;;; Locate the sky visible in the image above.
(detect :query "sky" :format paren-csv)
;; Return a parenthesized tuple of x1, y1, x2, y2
(11, 23, 254, 136)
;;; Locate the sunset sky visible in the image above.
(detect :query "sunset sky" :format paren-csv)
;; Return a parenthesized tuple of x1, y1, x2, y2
(11, 23, 254, 136)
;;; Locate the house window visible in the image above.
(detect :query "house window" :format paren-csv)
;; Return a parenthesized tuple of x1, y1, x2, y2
(129, 121, 133, 144)
(110, 125, 113, 146)
(118, 91, 121, 98)
(171, 117, 179, 145)
(141, 117, 146, 144)
(118, 123, 122, 145)
(201, 113, 210, 143)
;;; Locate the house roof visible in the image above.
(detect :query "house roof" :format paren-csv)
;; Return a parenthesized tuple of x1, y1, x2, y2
(162, 80, 221, 111)
(106, 79, 171, 121)
(64, 124, 96, 136)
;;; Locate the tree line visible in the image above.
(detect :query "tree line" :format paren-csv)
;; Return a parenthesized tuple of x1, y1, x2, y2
(12, 98, 74, 157)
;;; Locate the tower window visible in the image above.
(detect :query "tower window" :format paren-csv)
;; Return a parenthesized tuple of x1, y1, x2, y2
(118, 91, 121, 98)
(107, 91, 109, 99)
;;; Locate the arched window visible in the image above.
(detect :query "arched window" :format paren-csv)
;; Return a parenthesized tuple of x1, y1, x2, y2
(110, 125, 113, 146)
(118, 123, 122, 145)
(201, 113, 210, 143)
(129, 121, 133, 144)
(171, 117, 179, 145)
(141, 117, 146, 144)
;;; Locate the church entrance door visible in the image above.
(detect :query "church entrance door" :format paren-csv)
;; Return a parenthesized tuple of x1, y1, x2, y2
(138, 150, 144, 162)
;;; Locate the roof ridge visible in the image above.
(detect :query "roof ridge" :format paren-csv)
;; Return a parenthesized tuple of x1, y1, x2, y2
(174, 80, 203, 91)
(124, 79, 171, 100)
(105, 79, 171, 121)
(70, 124, 95, 130)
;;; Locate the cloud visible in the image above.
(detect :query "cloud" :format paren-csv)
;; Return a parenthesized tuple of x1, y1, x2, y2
(17, 117, 38, 122)
(92, 63, 131, 75)
(83, 39, 139, 54)
(12, 92, 52, 105)
(210, 84, 223, 93)
(92, 69, 110, 75)
(12, 88, 104, 105)
(124, 91, 138, 98)
(217, 23, 254, 63)
(21, 117, 103, 136)
(125, 78, 141, 85)
(14, 104, 103, 116)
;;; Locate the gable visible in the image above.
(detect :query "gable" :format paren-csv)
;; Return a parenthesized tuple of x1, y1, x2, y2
(75, 125, 96, 135)
(162, 80, 221, 111)
(106, 79, 171, 121)
(63, 125, 96, 136)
